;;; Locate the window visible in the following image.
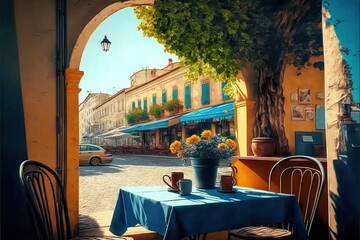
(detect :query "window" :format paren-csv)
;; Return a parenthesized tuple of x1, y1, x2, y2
(143, 98, 148, 111)
(132, 101, 135, 110)
(184, 85, 191, 109)
(172, 87, 178, 99)
(201, 82, 210, 105)
(137, 99, 141, 109)
(152, 94, 157, 105)
(162, 91, 167, 106)
(221, 82, 230, 100)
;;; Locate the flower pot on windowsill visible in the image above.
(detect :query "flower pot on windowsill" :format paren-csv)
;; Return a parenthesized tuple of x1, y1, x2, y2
(251, 137, 276, 157)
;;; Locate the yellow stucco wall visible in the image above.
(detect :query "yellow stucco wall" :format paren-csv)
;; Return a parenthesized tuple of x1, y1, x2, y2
(283, 58, 325, 154)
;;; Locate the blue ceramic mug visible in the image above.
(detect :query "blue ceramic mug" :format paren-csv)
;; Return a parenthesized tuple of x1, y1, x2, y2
(177, 179, 192, 196)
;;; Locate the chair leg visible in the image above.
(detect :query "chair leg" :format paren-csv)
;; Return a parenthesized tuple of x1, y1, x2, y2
(188, 233, 207, 240)
(227, 232, 232, 240)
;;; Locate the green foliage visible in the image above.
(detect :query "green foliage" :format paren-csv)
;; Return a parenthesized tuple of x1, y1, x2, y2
(149, 104, 163, 118)
(134, 0, 322, 83)
(164, 98, 182, 111)
(126, 108, 149, 124)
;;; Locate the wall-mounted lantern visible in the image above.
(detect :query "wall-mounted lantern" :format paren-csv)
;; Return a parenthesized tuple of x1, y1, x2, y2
(100, 35, 111, 52)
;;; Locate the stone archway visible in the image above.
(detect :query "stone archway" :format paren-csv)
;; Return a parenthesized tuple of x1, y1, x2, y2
(65, 0, 258, 234)
(65, 0, 154, 234)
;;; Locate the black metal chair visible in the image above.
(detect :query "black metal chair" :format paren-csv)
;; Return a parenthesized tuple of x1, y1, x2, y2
(227, 155, 325, 240)
(19, 160, 72, 240)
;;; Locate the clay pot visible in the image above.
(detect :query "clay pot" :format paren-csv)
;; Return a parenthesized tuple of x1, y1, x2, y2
(251, 137, 276, 157)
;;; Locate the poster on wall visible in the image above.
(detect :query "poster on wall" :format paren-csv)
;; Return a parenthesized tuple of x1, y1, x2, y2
(305, 108, 315, 121)
(315, 105, 325, 129)
(291, 106, 305, 120)
(298, 88, 311, 104)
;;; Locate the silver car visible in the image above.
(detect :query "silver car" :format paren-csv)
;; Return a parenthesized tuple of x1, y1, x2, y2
(79, 144, 113, 165)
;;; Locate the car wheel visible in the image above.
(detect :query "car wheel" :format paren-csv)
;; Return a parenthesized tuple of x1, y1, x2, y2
(90, 157, 101, 166)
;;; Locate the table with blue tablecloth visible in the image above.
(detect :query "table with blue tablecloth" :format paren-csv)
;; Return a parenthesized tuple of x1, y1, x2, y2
(109, 186, 307, 240)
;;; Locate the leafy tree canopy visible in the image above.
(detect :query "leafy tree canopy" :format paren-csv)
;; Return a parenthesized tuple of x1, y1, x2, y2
(134, 0, 322, 87)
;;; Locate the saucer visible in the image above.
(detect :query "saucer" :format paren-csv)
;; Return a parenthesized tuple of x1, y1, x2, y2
(167, 188, 179, 193)
(218, 188, 237, 193)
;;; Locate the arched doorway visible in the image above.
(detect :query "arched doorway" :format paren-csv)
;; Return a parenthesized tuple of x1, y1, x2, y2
(65, 0, 155, 234)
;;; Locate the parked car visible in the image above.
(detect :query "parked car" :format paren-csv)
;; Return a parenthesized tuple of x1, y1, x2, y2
(79, 144, 113, 165)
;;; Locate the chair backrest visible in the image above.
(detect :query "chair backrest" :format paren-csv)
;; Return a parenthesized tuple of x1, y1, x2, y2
(19, 160, 71, 240)
(268, 155, 325, 236)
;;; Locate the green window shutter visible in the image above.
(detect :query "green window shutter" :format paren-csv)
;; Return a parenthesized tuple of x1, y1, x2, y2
(221, 82, 230, 100)
(172, 88, 178, 99)
(137, 100, 141, 109)
(201, 82, 210, 105)
(185, 85, 191, 108)
(162, 91, 167, 106)
(143, 99, 147, 111)
(152, 95, 157, 105)
(132, 101, 135, 110)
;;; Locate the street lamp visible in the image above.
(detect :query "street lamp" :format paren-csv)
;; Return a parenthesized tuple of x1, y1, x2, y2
(100, 35, 111, 52)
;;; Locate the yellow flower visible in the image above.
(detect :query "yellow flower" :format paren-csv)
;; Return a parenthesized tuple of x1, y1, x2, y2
(201, 130, 212, 140)
(218, 143, 229, 149)
(226, 139, 237, 150)
(186, 134, 201, 145)
(169, 140, 181, 153)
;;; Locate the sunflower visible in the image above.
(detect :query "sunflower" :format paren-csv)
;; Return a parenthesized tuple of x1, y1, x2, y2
(186, 134, 201, 145)
(170, 140, 182, 153)
(226, 139, 237, 150)
(218, 143, 229, 150)
(201, 130, 212, 140)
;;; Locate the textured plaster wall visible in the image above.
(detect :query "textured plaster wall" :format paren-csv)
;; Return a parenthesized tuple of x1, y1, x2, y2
(14, 0, 57, 167)
(283, 58, 325, 154)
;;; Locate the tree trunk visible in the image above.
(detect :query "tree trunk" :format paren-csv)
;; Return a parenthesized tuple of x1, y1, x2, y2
(253, 0, 312, 155)
(254, 67, 290, 155)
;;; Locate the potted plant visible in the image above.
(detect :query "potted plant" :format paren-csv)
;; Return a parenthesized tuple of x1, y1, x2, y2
(169, 130, 237, 189)
(125, 108, 149, 124)
(164, 98, 182, 113)
(149, 104, 163, 119)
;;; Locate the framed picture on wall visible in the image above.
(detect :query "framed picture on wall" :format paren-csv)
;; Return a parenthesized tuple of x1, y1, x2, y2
(305, 108, 314, 121)
(291, 106, 305, 121)
(298, 88, 311, 104)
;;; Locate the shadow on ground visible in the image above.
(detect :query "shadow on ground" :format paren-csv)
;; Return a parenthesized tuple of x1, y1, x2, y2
(80, 165, 123, 176)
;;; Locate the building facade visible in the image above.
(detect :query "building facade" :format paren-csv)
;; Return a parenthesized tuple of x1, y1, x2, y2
(79, 61, 235, 148)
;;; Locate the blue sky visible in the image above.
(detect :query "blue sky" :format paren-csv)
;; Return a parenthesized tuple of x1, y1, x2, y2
(327, 0, 359, 103)
(79, 7, 179, 103)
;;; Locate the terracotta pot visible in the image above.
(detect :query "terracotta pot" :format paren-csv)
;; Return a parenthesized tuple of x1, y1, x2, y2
(251, 137, 276, 157)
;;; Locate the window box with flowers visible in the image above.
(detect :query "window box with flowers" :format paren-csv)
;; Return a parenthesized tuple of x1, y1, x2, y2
(164, 98, 182, 114)
(126, 108, 149, 124)
(169, 130, 237, 189)
(149, 104, 163, 119)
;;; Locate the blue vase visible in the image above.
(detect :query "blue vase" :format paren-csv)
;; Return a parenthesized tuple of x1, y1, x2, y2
(190, 158, 220, 189)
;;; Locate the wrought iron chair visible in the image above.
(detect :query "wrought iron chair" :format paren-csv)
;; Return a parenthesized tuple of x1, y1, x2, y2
(227, 155, 325, 240)
(19, 160, 72, 240)
(19, 160, 134, 240)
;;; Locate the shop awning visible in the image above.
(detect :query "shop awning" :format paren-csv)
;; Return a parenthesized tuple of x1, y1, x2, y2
(120, 125, 142, 133)
(138, 116, 180, 131)
(180, 102, 234, 124)
(120, 116, 180, 133)
(103, 132, 140, 139)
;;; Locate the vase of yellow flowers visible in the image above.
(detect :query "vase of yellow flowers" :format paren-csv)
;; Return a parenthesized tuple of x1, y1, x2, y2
(170, 130, 237, 189)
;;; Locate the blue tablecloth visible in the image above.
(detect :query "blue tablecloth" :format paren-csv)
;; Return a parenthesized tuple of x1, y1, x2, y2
(109, 186, 307, 240)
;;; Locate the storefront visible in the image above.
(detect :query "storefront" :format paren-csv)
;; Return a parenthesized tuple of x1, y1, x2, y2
(180, 102, 235, 137)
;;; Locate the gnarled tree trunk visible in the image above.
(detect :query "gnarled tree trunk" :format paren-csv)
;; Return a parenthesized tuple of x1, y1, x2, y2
(254, 0, 312, 155)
